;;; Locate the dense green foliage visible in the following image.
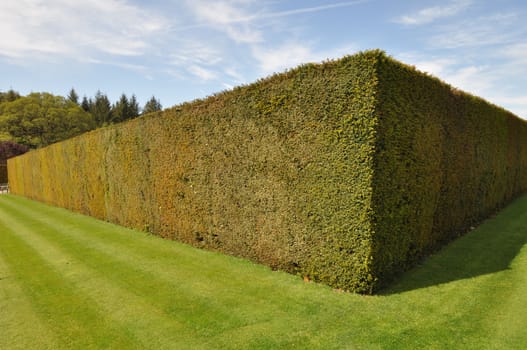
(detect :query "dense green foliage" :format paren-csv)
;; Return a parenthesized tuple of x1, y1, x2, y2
(0, 93, 96, 148)
(0, 89, 21, 103)
(8, 51, 527, 293)
(80, 90, 155, 126)
(110, 94, 140, 123)
(2, 194, 527, 349)
(369, 55, 527, 288)
(142, 96, 163, 114)
(86, 91, 113, 126)
(0, 89, 162, 149)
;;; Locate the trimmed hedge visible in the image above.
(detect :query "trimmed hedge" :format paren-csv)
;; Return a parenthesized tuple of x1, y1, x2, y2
(1, 141, 29, 183)
(370, 55, 527, 286)
(8, 51, 527, 293)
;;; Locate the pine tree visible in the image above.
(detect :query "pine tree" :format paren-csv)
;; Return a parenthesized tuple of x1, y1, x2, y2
(92, 91, 112, 126)
(129, 94, 140, 119)
(67, 88, 79, 105)
(142, 96, 162, 114)
(81, 96, 91, 112)
(111, 94, 129, 123)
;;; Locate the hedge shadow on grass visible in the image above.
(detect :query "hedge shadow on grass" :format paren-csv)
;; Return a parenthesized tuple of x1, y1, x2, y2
(381, 194, 527, 295)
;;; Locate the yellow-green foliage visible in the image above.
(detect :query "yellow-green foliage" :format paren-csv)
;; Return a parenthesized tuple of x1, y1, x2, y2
(8, 51, 527, 293)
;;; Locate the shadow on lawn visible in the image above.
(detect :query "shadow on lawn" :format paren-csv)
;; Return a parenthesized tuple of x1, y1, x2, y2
(381, 195, 527, 295)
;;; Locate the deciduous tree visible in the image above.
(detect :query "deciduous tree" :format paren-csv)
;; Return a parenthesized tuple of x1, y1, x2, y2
(0, 93, 96, 148)
(0, 89, 21, 103)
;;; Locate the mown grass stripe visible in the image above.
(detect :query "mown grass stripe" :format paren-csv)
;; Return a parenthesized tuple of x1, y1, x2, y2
(0, 195, 466, 348)
(0, 199, 215, 349)
(2, 194, 527, 349)
(3, 195, 267, 281)
(1, 195, 326, 325)
(478, 209, 527, 349)
(1, 194, 272, 293)
(0, 196, 338, 348)
(0, 249, 60, 350)
(0, 216, 141, 349)
(0, 195, 316, 347)
(0, 209, 214, 349)
(0, 197, 243, 325)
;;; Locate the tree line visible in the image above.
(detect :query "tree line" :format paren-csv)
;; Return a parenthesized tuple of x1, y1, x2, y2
(0, 89, 163, 149)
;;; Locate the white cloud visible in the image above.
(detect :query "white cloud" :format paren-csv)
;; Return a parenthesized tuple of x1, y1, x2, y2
(485, 95, 527, 119)
(188, 65, 218, 81)
(253, 44, 315, 74)
(396, 52, 527, 119)
(183, 1, 371, 44)
(189, 0, 253, 25)
(253, 43, 357, 75)
(396, 0, 472, 25)
(180, 1, 364, 81)
(400, 53, 495, 94)
(397, 53, 457, 77)
(223, 67, 246, 84)
(0, 0, 168, 60)
(253, 1, 369, 20)
(444, 65, 496, 94)
(492, 96, 527, 106)
(169, 1, 367, 83)
(170, 43, 222, 67)
(396, 6, 527, 120)
(185, 0, 263, 44)
(430, 13, 521, 49)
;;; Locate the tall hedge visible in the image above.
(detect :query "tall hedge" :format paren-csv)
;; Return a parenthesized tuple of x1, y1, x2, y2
(8, 51, 527, 293)
(370, 55, 527, 285)
(1, 141, 29, 183)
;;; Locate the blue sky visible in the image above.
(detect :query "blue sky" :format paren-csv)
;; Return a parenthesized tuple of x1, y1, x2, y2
(1, 0, 526, 119)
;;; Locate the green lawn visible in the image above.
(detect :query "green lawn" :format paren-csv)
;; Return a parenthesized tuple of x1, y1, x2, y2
(1, 194, 526, 349)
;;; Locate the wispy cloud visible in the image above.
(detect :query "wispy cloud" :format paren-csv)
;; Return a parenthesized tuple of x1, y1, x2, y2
(188, 65, 218, 81)
(395, 0, 472, 25)
(184, 0, 263, 44)
(253, 43, 315, 74)
(397, 51, 527, 118)
(430, 13, 521, 49)
(397, 53, 458, 77)
(399, 52, 497, 93)
(169, 43, 222, 67)
(0, 0, 168, 60)
(487, 95, 527, 119)
(178, 0, 370, 45)
(253, 42, 357, 75)
(181, 1, 364, 79)
(182, 0, 369, 28)
(248, 1, 370, 21)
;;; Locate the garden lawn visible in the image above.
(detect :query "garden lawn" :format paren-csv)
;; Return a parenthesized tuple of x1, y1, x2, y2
(1, 194, 527, 349)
